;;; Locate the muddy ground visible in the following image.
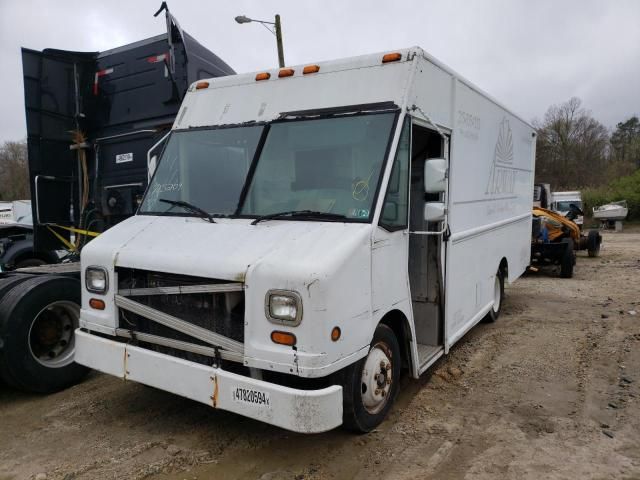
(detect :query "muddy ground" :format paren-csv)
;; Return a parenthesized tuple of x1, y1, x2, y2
(1, 230, 639, 480)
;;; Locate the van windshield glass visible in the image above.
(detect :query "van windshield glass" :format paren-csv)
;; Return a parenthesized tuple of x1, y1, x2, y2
(141, 126, 264, 216)
(555, 201, 582, 211)
(240, 113, 396, 221)
(140, 112, 397, 221)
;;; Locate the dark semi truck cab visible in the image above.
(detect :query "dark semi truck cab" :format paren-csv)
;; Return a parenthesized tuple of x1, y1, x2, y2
(0, 6, 235, 392)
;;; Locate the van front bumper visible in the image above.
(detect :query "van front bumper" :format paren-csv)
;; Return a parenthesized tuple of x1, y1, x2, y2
(74, 329, 343, 433)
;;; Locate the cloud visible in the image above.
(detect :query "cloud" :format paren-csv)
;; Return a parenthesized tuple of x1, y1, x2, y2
(1, 0, 638, 142)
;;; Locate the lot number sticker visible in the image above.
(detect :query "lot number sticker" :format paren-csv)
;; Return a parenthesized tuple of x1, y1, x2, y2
(232, 387, 270, 408)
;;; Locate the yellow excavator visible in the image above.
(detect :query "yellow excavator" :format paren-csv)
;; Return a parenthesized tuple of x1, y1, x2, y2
(531, 205, 601, 278)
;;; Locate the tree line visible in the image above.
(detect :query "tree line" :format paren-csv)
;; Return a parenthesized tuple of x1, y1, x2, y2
(534, 97, 639, 219)
(534, 97, 640, 190)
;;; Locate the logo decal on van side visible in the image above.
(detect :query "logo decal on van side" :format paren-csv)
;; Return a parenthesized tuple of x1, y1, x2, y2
(485, 118, 516, 195)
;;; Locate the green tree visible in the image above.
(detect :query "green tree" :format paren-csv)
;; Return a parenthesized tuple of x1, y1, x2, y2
(610, 115, 640, 168)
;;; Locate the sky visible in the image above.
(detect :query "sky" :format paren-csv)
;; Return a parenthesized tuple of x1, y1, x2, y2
(0, 0, 638, 142)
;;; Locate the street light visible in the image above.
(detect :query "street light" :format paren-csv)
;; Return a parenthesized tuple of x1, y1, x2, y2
(235, 14, 285, 68)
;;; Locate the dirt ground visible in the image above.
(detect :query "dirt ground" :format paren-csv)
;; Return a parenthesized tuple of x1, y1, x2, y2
(1, 230, 639, 480)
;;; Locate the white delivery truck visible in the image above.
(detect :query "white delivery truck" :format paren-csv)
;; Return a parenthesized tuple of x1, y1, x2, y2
(551, 190, 583, 227)
(0, 200, 32, 225)
(75, 47, 536, 433)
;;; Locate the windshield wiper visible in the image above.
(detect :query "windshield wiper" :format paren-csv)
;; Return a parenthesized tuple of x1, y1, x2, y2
(159, 199, 216, 223)
(250, 210, 347, 225)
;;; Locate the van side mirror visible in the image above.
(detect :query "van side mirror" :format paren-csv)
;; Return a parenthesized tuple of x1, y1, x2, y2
(424, 202, 446, 222)
(424, 158, 447, 193)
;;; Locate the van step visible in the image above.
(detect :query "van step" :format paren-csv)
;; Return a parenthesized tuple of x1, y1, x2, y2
(417, 343, 443, 374)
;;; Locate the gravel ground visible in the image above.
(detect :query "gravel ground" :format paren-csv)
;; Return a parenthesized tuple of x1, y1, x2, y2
(1, 229, 639, 480)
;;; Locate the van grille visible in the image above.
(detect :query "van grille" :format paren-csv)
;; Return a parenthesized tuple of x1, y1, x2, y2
(116, 268, 245, 350)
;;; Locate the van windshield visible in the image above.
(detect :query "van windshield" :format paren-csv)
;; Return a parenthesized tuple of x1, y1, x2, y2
(555, 201, 582, 212)
(140, 112, 397, 222)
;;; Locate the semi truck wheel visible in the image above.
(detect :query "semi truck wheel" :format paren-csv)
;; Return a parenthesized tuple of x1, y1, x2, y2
(560, 238, 575, 278)
(0, 275, 88, 392)
(0, 274, 34, 296)
(483, 268, 504, 323)
(340, 324, 401, 433)
(587, 230, 601, 257)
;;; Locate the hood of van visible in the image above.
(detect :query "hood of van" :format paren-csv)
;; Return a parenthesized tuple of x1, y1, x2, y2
(81, 214, 372, 281)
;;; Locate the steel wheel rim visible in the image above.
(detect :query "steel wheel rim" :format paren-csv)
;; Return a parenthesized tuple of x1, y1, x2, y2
(493, 275, 501, 313)
(28, 301, 79, 368)
(361, 342, 393, 414)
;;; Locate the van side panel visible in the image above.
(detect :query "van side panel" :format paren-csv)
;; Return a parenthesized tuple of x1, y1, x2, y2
(442, 78, 535, 347)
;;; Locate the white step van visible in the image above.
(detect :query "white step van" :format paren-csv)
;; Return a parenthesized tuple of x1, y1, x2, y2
(75, 47, 536, 433)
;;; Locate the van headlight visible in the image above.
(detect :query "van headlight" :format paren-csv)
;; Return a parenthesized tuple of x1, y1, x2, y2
(265, 290, 302, 326)
(85, 266, 108, 294)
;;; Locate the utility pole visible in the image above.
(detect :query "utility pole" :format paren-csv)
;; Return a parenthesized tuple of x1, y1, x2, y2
(235, 14, 286, 68)
(274, 14, 285, 68)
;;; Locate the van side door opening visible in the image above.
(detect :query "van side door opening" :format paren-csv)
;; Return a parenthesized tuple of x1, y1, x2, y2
(409, 123, 446, 371)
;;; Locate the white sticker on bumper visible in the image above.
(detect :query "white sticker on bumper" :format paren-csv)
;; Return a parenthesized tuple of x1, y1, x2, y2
(231, 386, 271, 408)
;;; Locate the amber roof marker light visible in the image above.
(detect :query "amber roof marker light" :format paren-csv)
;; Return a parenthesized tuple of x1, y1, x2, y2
(255, 72, 271, 81)
(382, 52, 402, 63)
(195, 81, 209, 90)
(278, 68, 295, 78)
(303, 65, 320, 75)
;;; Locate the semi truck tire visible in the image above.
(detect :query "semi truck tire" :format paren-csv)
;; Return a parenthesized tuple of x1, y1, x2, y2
(0, 275, 88, 392)
(0, 274, 34, 296)
(587, 230, 601, 257)
(560, 238, 575, 278)
(340, 323, 401, 433)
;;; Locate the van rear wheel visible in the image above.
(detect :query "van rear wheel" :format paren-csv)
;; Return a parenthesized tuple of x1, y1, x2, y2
(340, 324, 401, 433)
(482, 268, 504, 323)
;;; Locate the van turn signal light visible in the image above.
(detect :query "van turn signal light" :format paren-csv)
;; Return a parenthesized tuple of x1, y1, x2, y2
(331, 327, 341, 341)
(382, 52, 402, 63)
(303, 65, 320, 74)
(278, 68, 295, 78)
(255, 72, 271, 81)
(89, 298, 105, 310)
(271, 331, 297, 346)
(195, 81, 210, 90)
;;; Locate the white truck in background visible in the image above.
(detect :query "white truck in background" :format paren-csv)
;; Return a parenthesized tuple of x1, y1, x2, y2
(0, 201, 32, 225)
(75, 47, 536, 433)
(551, 190, 583, 227)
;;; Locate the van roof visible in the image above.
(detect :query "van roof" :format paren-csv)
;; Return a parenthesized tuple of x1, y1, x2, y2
(183, 46, 533, 130)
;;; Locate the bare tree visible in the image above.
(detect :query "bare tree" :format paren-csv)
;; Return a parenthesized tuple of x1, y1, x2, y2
(534, 97, 610, 189)
(0, 140, 30, 200)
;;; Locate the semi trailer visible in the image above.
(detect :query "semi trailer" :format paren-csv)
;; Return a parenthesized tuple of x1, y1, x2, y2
(0, 5, 234, 392)
(74, 47, 537, 433)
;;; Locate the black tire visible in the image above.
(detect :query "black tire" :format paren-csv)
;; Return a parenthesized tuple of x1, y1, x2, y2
(0, 274, 34, 296)
(15, 258, 47, 269)
(587, 230, 601, 257)
(0, 275, 88, 393)
(483, 268, 505, 323)
(560, 238, 575, 278)
(340, 324, 401, 433)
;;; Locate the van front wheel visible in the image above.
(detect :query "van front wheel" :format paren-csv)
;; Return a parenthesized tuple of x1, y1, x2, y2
(340, 324, 401, 433)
